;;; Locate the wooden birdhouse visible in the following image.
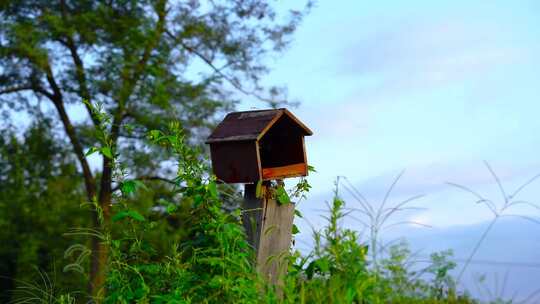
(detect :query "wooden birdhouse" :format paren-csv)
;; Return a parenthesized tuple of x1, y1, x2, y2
(206, 108, 313, 183)
(206, 108, 313, 292)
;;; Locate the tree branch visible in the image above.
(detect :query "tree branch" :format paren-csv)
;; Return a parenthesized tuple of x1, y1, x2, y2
(59, 0, 100, 128)
(138, 175, 176, 184)
(33, 85, 56, 101)
(112, 175, 175, 192)
(0, 81, 59, 101)
(109, 0, 168, 145)
(99, 0, 168, 208)
(41, 61, 97, 201)
(0, 85, 34, 95)
(112, 0, 167, 140)
(165, 29, 281, 104)
(8, 44, 90, 173)
(65, 38, 101, 127)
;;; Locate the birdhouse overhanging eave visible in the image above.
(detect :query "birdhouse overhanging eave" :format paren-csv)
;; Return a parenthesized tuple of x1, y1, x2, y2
(205, 108, 312, 144)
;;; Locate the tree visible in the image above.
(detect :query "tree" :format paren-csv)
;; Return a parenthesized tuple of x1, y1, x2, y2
(0, 0, 310, 298)
(0, 121, 88, 303)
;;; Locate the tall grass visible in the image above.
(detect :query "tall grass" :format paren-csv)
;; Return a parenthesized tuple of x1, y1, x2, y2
(447, 161, 540, 284)
(5, 268, 77, 304)
(337, 172, 428, 271)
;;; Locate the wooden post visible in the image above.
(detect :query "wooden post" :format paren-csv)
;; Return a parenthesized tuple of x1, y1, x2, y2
(242, 182, 295, 288)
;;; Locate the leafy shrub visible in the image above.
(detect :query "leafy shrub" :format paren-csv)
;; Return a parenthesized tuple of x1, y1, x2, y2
(99, 124, 479, 304)
(103, 124, 265, 303)
(0, 122, 89, 303)
(14, 122, 489, 303)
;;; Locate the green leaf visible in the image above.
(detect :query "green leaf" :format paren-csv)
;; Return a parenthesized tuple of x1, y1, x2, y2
(292, 224, 300, 235)
(124, 123, 134, 135)
(193, 194, 203, 206)
(112, 210, 146, 222)
(126, 210, 146, 222)
(121, 180, 136, 195)
(112, 211, 129, 222)
(255, 180, 263, 198)
(294, 209, 303, 218)
(133, 180, 148, 191)
(101, 146, 113, 159)
(85, 147, 99, 156)
(276, 185, 290, 205)
(121, 180, 147, 196)
(207, 181, 218, 199)
(149, 130, 161, 140)
(166, 203, 177, 214)
(307, 165, 317, 173)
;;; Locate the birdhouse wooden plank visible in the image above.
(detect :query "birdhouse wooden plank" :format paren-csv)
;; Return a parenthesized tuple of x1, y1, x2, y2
(206, 108, 312, 183)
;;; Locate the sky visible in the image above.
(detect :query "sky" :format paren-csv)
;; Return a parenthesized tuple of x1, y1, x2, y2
(11, 0, 539, 229)
(236, 0, 540, 226)
(236, 1, 540, 299)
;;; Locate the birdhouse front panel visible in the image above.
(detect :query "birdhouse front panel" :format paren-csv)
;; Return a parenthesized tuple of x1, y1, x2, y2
(209, 141, 260, 183)
(206, 108, 312, 184)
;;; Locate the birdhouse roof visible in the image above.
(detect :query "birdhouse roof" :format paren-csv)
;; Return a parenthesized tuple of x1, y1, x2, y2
(206, 108, 312, 143)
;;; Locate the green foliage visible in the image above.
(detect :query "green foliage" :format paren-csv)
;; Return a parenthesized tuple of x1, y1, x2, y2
(0, 121, 504, 304)
(254, 179, 307, 205)
(0, 121, 88, 302)
(94, 126, 480, 304)
(275, 184, 291, 205)
(112, 210, 146, 223)
(103, 125, 263, 303)
(0, 1, 312, 296)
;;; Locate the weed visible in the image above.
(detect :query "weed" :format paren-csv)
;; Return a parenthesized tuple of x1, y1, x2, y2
(447, 161, 540, 284)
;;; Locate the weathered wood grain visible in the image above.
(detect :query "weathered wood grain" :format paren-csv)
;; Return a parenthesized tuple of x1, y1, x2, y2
(242, 183, 265, 253)
(242, 183, 295, 292)
(256, 196, 295, 288)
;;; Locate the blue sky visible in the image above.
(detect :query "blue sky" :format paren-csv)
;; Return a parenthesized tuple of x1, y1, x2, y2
(241, 1, 540, 298)
(238, 1, 540, 299)
(235, 0, 540, 226)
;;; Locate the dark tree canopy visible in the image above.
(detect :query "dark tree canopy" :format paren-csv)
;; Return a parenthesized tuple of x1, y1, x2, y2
(0, 121, 88, 302)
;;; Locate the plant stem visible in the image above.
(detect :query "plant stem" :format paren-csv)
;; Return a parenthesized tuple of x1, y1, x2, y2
(457, 215, 499, 283)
